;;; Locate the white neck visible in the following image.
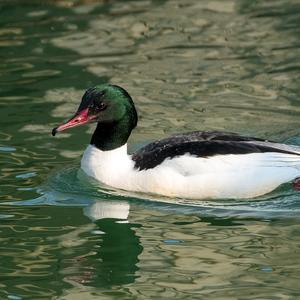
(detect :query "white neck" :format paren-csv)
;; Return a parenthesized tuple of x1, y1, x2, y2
(81, 144, 133, 187)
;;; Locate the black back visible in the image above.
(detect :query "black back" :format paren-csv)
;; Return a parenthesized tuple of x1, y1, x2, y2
(132, 131, 299, 170)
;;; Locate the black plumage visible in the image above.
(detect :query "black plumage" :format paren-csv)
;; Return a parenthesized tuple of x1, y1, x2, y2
(132, 131, 299, 170)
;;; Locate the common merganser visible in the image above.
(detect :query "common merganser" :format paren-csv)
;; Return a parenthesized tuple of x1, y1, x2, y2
(52, 84, 300, 199)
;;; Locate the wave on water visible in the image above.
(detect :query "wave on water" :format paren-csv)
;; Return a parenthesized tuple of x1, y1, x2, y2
(3, 164, 300, 220)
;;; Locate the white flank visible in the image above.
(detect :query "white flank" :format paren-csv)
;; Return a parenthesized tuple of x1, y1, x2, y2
(81, 144, 300, 199)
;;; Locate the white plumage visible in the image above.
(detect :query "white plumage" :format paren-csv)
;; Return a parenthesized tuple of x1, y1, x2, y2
(81, 144, 300, 199)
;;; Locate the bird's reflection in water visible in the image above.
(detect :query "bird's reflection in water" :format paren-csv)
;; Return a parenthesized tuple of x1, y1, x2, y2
(84, 200, 143, 286)
(59, 199, 143, 292)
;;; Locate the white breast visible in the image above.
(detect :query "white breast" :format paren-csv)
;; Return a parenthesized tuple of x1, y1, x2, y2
(81, 144, 300, 199)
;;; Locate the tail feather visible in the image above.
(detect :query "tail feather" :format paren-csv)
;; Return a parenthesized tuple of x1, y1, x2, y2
(246, 141, 300, 155)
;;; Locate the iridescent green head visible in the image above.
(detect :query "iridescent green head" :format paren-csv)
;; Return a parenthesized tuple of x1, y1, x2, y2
(52, 84, 138, 150)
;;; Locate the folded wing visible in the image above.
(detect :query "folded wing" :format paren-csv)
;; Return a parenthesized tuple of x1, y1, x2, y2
(132, 131, 300, 170)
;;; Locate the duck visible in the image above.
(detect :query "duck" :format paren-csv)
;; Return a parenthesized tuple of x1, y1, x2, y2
(52, 84, 300, 199)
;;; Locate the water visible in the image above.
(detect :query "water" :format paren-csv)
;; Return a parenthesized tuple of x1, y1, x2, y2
(0, 0, 300, 298)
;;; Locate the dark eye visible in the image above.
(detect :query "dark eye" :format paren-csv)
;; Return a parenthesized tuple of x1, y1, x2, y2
(97, 102, 106, 110)
(89, 101, 106, 111)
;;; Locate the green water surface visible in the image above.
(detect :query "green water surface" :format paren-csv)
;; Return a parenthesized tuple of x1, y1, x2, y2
(0, 0, 300, 299)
